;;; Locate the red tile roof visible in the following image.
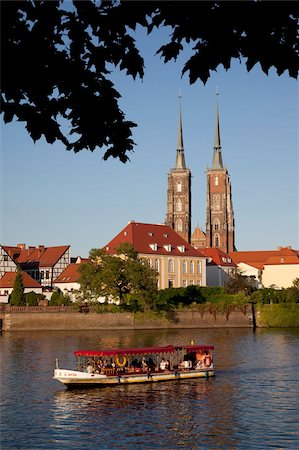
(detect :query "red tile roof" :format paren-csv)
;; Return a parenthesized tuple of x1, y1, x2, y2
(200, 248, 237, 267)
(54, 263, 82, 283)
(2, 245, 70, 267)
(229, 247, 299, 269)
(103, 222, 204, 258)
(0, 271, 42, 289)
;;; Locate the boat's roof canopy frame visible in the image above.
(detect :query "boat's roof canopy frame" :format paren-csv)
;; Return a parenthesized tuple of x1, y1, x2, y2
(74, 345, 214, 358)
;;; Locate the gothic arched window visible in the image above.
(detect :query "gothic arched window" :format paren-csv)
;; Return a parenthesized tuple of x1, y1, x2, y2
(182, 260, 187, 273)
(215, 176, 219, 186)
(177, 181, 182, 192)
(214, 218, 220, 231)
(176, 218, 182, 231)
(215, 234, 220, 247)
(176, 199, 182, 212)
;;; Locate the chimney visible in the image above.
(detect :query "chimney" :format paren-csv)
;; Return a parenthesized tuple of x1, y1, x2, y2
(17, 243, 26, 249)
(39, 245, 45, 251)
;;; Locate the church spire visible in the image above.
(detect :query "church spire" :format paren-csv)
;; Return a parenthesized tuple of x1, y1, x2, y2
(175, 92, 186, 169)
(212, 90, 224, 169)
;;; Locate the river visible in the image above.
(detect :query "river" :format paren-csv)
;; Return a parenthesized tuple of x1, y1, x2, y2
(1, 327, 299, 449)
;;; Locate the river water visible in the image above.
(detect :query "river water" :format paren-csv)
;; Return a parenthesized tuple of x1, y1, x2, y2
(1, 327, 299, 449)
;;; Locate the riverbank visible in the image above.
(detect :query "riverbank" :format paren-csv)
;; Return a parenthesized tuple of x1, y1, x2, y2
(1, 304, 298, 331)
(0, 304, 253, 331)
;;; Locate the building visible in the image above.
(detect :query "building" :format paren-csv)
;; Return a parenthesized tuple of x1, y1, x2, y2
(165, 97, 192, 243)
(1, 244, 70, 288)
(53, 262, 82, 301)
(0, 245, 17, 278)
(230, 246, 299, 289)
(205, 94, 235, 253)
(0, 271, 42, 303)
(103, 221, 206, 289)
(200, 247, 237, 287)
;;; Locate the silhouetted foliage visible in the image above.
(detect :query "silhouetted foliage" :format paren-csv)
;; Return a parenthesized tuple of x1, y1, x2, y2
(1, 1, 298, 161)
(24, 291, 39, 306)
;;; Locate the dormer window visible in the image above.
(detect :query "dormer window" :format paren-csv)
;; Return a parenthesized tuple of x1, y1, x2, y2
(106, 246, 110, 251)
(177, 245, 185, 253)
(163, 233, 168, 238)
(148, 232, 153, 236)
(149, 243, 158, 251)
(163, 244, 172, 252)
(124, 231, 127, 236)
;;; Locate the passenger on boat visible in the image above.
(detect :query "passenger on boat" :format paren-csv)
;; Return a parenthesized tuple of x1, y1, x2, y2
(86, 362, 93, 373)
(202, 351, 212, 368)
(141, 358, 148, 371)
(160, 358, 167, 371)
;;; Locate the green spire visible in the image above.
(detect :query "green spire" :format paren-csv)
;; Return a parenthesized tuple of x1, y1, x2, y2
(176, 92, 186, 169)
(212, 91, 224, 169)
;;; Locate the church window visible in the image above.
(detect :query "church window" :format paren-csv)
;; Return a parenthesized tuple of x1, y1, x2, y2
(182, 260, 187, 273)
(190, 261, 194, 274)
(176, 218, 182, 231)
(176, 199, 182, 212)
(214, 218, 220, 231)
(215, 234, 220, 247)
(215, 176, 219, 186)
(168, 259, 174, 273)
(177, 181, 182, 192)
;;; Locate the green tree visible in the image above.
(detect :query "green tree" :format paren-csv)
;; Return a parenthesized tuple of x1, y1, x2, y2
(2, 1, 298, 161)
(78, 245, 158, 306)
(10, 268, 25, 305)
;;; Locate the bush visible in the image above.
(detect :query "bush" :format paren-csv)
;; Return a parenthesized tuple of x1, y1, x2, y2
(24, 291, 38, 306)
(49, 290, 72, 306)
(258, 303, 299, 327)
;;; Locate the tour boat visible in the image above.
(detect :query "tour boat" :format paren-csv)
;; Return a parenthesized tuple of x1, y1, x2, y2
(53, 344, 215, 388)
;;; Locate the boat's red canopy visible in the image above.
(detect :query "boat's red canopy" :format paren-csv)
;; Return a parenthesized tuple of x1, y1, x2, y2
(74, 344, 214, 358)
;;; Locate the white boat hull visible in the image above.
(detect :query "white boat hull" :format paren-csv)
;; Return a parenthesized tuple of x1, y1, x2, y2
(53, 368, 215, 388)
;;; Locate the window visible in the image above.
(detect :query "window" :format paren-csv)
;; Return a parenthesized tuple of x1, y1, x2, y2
(176, 218, 182, 232)
(214, 218, 220, 231)
(182, 280, 187, 287)
(182, 260, 187, 273)
(168, 280, 174, 288)
(168, 259, 174, 273)
(215, 234, 220, 247)
(164, 244, 172, 252)
(190, 279, 194, 285)
(41, 271, 44, 279)
(190, 261, 194, 274)
(177, 181, 182, 192)
(176, 199, 182, 211)
(46, 270, 49, 279)
(147, 259, 151, 268)
(197, 280, 201, 286)
(3, 255, 8, 261)
(154, 259, 159, 271)
(149, 243, 158, 251)
(215, 176, 219, 186)
(197, 261, 201, 273)
(177, 245, 185, 253)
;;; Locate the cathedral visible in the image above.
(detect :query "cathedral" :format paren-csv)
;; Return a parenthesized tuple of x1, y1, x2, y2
(165, 94, 236, 254)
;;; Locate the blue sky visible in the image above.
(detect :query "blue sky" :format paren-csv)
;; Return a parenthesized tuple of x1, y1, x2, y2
(1, 26, 298, 257)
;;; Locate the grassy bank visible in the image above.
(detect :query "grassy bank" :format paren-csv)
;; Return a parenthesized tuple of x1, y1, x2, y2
(257, 304, 299, 327)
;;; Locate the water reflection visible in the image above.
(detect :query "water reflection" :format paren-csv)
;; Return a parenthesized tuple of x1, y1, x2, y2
(1, 328, 299, 449)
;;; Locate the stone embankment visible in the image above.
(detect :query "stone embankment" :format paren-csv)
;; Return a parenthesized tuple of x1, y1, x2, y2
(0, 305, 253, 331)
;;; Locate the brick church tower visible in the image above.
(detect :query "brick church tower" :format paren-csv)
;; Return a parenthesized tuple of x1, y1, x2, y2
(205, 94, 236, 253)
(165, 97, 191, 243)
